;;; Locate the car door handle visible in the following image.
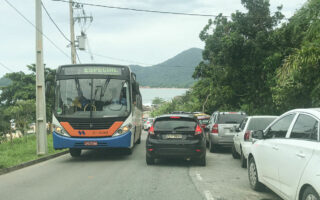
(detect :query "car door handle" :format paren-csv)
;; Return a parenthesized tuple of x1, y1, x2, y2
(272, 146, 279, 150)
(296, 153, 306, 158)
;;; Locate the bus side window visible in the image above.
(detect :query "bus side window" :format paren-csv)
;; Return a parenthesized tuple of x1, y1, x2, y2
(132, 82, 137, 105)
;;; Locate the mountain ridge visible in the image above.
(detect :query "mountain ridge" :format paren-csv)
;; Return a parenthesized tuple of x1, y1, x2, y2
(130, 48, 203, 88)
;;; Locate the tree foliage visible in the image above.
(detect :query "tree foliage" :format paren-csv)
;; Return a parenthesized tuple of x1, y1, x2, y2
(154, 0, 320, 116)
(0, 65, 56, 136)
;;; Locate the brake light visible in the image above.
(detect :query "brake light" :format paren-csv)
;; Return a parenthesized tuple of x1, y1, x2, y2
(212, 123, 218, 134)
(149, 126, 154, 135)
(170, 116, 181, 119)
(195, 125, 202, 135)
(244, 130, 251, 141)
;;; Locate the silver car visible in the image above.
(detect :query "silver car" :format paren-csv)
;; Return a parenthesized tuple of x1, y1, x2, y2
(206, 111, 247, 152)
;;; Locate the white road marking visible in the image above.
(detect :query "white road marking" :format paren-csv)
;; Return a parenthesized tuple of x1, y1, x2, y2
(204, 190, 214, 200)
(196, 172, 203, 181)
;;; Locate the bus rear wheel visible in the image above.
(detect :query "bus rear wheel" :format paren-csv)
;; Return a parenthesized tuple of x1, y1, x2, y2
(69, 148, 81, 157)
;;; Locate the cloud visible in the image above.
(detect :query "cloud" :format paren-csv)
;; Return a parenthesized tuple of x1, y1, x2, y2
(0, 0, 307, 78)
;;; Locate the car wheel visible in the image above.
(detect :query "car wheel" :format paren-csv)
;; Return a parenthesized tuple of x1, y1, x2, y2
(69, 148, 81, 157)
(302, 186, 320, 200)
(248, 157, 263, 191)
(209, 139, 217, 153)
(240, 149, 247, 168)
(232, 144, 240, 159)
(146, 156, 155, 165)
(198, 156, 206, 166)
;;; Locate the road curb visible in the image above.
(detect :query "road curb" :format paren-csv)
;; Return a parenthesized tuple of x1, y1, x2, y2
(0, 150, 69, 176)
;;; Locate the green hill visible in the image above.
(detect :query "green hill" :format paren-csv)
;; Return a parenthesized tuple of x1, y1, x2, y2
(130, 48, 203, 88)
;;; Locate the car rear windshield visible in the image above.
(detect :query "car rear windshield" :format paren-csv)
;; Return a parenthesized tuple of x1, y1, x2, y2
(247, 118, 276, 131)
(154, 118, 197, 131)
(217, 114, 246, 124)
(199, 119, 209, 124)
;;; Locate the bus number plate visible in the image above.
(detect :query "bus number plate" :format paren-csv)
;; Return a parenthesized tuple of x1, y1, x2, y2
(84, 141, 98, 146)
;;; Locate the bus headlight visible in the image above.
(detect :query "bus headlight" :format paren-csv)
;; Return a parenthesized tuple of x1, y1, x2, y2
(113, 123, 132, 137)
(52, 123, 70, 137)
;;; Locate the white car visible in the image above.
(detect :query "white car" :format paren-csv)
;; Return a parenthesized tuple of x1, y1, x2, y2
(248, 108, 320, 200)
(232, 116, 277, 168)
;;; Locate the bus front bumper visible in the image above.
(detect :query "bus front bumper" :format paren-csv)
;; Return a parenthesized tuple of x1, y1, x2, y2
(53, 131, 132, 149)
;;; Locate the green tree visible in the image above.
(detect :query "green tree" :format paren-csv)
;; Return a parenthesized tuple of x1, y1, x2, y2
(0, 64, 56, 122)
(0, 107, 10, 143)
(193, 0, 284, 115)
(152, 97, 165, 105)
(272, 0, 320, 111)
(4, 100, 36, 136)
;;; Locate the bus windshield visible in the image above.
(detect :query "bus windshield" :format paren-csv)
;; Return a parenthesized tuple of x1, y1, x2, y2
(55, 78, 131, 118)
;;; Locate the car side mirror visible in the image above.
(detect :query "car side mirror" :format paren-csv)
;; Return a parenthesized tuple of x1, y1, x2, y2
(252, 130, 264, 140)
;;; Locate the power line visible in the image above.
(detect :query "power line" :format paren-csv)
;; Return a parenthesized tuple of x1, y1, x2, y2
(41, 1, 71, 42)
(0, 62, 14, 72)
(85, 51, 189, 68)
(86, 51, 152, 66)
(52, 0, 222, 17)
(75, 50, 82, 63)
(4, 0, 71, 59)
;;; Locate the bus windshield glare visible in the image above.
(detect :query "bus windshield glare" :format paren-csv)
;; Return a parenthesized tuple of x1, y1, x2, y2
(55, 78, 131, 118)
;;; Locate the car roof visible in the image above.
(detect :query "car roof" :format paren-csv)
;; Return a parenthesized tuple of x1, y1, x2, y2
(215, 111, 246, 115)
(282, 108, 320, 118)
(156, 114, 197, 120)
(247, 115, 278, 119)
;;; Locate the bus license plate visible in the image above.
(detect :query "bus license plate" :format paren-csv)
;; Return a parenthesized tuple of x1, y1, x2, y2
(166, 134, 182, 139)
(84, 141, 98, 146)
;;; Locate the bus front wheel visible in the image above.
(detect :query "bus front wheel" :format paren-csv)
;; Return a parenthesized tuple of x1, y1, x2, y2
(69, 148, 81, 157)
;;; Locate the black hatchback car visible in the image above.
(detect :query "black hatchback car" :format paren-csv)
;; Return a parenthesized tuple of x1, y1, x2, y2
(146, 114, 206, 166)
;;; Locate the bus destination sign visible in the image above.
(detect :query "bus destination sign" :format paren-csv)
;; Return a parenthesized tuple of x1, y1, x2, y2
(62, 66, 122, 76)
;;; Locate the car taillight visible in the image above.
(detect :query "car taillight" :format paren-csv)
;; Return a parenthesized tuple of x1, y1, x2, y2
(147, 121, 150, 124)
(212, 123, 218, 134)
(195, 125, 202, 135)
(149, 126, 154, 135)
(244, 130, 251, 141)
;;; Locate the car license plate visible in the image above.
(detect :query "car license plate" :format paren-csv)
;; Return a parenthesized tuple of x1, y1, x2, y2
(166, 134, 182, 139)
(84, 141, 98, 146)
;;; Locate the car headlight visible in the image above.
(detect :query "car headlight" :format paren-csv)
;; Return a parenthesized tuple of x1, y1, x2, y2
(113, 123, 132, 137)
(52, 123, 70, 137)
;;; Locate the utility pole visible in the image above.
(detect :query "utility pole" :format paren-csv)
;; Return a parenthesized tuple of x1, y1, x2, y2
(35, 0, 48, 155)
(69, 0, 76, 64)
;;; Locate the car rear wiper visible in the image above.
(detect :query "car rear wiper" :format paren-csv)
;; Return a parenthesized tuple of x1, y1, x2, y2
(173, 126, 191, 130)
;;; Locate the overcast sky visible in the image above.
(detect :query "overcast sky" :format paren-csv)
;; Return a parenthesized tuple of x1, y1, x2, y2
(0, 0, 306, 78)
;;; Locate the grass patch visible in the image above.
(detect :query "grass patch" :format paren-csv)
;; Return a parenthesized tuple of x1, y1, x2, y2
(0, 134, 64, 169)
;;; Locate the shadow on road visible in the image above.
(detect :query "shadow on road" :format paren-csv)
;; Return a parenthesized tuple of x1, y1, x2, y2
(63, 148, 135, 162)
(153, 158, 200, 167)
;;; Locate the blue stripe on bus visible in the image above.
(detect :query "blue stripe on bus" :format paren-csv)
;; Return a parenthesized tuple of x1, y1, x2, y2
(53, 131, 132, 149)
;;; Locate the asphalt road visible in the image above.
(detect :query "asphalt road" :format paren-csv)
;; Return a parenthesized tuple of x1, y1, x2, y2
(0, 131, 281, 200)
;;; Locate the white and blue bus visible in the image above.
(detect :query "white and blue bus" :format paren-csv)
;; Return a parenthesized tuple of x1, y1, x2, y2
(52, 64, 143, 156)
